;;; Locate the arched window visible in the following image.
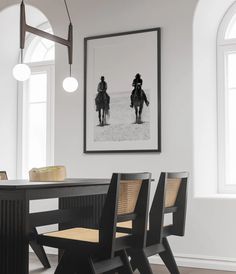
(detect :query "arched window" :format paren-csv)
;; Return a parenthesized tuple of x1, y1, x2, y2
(18, 21, 55, 179)
(24, 24, 55, 63)
(217, 2, 236, 193)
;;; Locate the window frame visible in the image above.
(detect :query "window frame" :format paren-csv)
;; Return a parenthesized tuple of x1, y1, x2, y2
(17, 22, 55, 179)
(17, 61, 55, 179)
(217, 2, 236, 194)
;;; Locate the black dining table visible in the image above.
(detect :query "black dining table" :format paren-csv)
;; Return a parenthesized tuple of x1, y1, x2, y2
(0, 178, 110, 274)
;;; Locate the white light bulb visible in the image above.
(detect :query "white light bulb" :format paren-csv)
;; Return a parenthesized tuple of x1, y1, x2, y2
(13, 63, 31, 82)
(63, 77, 78, 93)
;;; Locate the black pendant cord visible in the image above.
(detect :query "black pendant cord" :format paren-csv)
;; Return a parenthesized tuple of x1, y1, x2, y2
(64, 0, 73, 75)
(69, 64, 72, 77)
(20, 49, 23, 63)
(64, 0, 73, 76)
(20, 0, 71, 23)
(64, 0, 72, 24)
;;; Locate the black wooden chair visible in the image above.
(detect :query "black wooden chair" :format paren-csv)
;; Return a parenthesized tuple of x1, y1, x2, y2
(118, 172, 188, 274)
(0, 170, 51, 269)
(34, 172, 151, 274)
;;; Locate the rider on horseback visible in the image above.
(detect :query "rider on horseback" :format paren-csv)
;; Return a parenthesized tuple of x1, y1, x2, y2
(96, 76, 110, 111)
(130, 73, 149, 108)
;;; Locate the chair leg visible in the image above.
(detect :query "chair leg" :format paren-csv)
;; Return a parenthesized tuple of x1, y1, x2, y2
(30, 228, 51, 268)
(54, 251, 79, 274)
(87, 257, 97, 274)
(29, 241, 51, 268)
(77, 257, 95, 274)
(117, 250, 134, 274)
(129, 251, 138, 272)
(129, 249, 153, 274)
(159, 238, 180, 274)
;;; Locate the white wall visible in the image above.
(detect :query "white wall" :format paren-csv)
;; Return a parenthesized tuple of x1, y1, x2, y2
(0, 0, 236, 271)
(0, 5, 19, 178)
(53, 0, 195, 181)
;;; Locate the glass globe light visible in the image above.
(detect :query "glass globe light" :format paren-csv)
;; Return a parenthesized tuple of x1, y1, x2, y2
(63, 77, 78, 93)
(12, 63, 31, 81)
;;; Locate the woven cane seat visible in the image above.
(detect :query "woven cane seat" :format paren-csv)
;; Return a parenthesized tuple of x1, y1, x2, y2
(44, 227, 128, 243)
(118, 221, 132, 229)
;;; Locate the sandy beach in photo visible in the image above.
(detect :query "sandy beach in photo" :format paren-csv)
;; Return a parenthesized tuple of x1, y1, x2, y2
(94, 91, 150, 142)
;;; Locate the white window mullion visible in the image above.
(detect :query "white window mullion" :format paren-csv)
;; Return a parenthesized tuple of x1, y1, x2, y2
(46, 65, 55, 166)
(217, 46, 227, 193)
(217, 45, 236, 193)
(23, 80, 30, 177)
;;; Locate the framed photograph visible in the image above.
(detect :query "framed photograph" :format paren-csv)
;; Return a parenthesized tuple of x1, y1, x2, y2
(84, 28, 161, 153)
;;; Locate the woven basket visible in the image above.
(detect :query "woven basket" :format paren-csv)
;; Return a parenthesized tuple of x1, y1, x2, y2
(29, 166, 66, 182)
(0, 172, 7, 180)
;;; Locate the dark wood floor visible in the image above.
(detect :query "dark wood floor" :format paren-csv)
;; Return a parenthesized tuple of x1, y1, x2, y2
(151, 264, 234, 274)
(29, 253, 234, 274)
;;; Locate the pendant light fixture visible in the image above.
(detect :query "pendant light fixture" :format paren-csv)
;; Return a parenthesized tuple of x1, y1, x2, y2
(13, 0, 78, 92)
(12, 49, 31, 81)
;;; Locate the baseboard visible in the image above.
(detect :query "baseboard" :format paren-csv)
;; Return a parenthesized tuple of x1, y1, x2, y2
(149, 254, 236, 272)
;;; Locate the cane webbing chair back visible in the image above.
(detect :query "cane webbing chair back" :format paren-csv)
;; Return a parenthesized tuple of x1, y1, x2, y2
(117, 180, 142, 215)
(0, 171, 8, 180)
(149, 172, 188, 245)
(165, 178, 181, 208)
(100, 173, 151, 259)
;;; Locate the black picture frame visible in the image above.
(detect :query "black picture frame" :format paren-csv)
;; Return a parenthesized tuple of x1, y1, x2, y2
(84, 28, 161, 153)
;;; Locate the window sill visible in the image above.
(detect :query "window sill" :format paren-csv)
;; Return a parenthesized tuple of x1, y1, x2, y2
(194, 193, 236, 199)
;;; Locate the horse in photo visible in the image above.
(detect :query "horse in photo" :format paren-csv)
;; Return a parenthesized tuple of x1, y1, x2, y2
(95, 92, 110, 126)
(95, 76, 110, 126)
(130, 73, 149, 124)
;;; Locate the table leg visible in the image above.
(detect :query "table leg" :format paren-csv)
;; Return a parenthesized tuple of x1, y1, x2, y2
(0, 197, 29, 274)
